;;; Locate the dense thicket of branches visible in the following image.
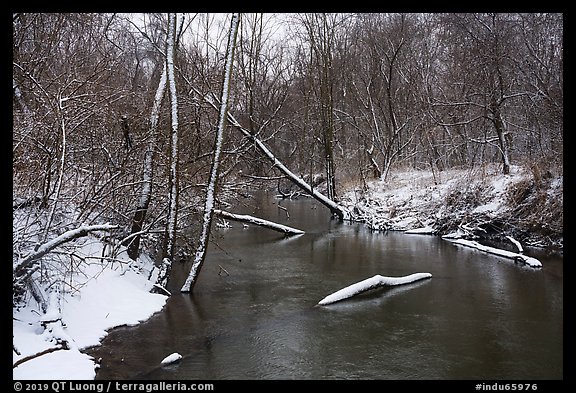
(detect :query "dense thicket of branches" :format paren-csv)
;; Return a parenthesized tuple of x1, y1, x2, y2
(13, 13, 562, 295)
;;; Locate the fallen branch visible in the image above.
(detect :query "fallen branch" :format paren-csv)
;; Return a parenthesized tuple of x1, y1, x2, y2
(277, 205, 289, 219)
(405, 226, 436, 235)
(186, 83, 350, 220)
(506, 235, 524, 253)
(151, 258, 172, 295)
(241, 174, 287, 181)
(13, 343, 69, 369)
(13, 224, 120, 278)
(318, 273, 432, 305)
(218, 264, 230, 276)
(445, 239, 541, 268)
(213, 209, 304, 235)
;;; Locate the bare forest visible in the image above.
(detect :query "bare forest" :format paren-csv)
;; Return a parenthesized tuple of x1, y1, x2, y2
(13, 13, 562, 307)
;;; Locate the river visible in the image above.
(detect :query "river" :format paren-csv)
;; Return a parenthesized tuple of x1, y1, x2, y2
(90, 192, 563, 380)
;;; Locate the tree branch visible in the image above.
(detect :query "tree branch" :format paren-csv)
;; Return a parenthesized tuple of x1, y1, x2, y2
(14, 224, 120, 278)
(214, 209, 304, 235)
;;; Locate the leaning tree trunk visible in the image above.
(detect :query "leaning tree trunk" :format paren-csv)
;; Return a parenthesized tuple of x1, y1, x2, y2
(181, 13, 240, 293)
(207, 101, 350, 220)
(126, 64, 167, 261)
(164, 12, 180, 261)
(183, 75, 350, 220)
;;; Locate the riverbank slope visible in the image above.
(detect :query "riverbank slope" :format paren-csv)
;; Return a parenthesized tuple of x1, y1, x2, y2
(12, 217, 168, 379)
(339, 164, 563, 251)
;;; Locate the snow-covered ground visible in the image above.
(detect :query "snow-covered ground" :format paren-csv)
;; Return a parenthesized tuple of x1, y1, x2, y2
(13, 222, 168, 379)
(340, 164, 563, 249)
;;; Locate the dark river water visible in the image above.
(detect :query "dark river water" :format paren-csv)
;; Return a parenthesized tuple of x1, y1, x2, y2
(90, 192, 563, 380)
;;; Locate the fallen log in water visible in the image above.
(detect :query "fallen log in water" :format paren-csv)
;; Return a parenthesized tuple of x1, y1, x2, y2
(161, 352, 182, 365)
(213, 209, 305, 235)
(318, 273, 432, 306)
(445, 238, 542, 268)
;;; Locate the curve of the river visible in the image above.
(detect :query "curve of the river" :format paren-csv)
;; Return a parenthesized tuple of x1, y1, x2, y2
(90, 192, 563, 380)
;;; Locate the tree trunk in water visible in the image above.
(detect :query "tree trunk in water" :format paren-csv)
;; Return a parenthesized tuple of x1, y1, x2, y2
(181, 13, 240, 293)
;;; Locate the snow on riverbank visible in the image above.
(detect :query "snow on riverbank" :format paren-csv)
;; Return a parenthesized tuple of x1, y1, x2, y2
(340, 164, 562, 249)
(13, 235, 168, 379)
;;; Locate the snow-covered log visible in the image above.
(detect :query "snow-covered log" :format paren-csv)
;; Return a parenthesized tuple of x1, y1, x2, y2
(213, 209, 304, 235)
(318, 273, 432, 305)
(446, 239, 541, 268)
(14, 224, 120, 277)
(405, 226, 436, 235)
(229, 114, 350, 220)
(184, 78, 350, 221)
(161, 352, 182, 365)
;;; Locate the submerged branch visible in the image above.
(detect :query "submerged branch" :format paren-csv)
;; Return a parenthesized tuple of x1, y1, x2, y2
(213, 209, 304, 235)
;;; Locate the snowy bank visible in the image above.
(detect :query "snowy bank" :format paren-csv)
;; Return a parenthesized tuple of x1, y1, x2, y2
(318, 273, 432, 305)
(445, 238, 542, 268)
(13, 237, 168, 379)
(340, 164, 562, 249)
(405, 226, 436, 235)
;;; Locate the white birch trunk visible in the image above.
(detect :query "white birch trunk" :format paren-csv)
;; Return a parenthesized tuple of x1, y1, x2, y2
(142, 64, 167, 210)
(181, 13, 240, 293)
(13, 77, 32, 116)
(165, 13, 179, 260)
(127, 63, 167, 260)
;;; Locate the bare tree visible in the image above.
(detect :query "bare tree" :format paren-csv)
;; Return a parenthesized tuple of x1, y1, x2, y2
(434, 13, 531, 175)
(345, 13, 423, 181)
(126, 64, 167, 260)
(164, 12, 180, 260)
(181, 13, 240, 293)
(298, 13, 340, 199)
